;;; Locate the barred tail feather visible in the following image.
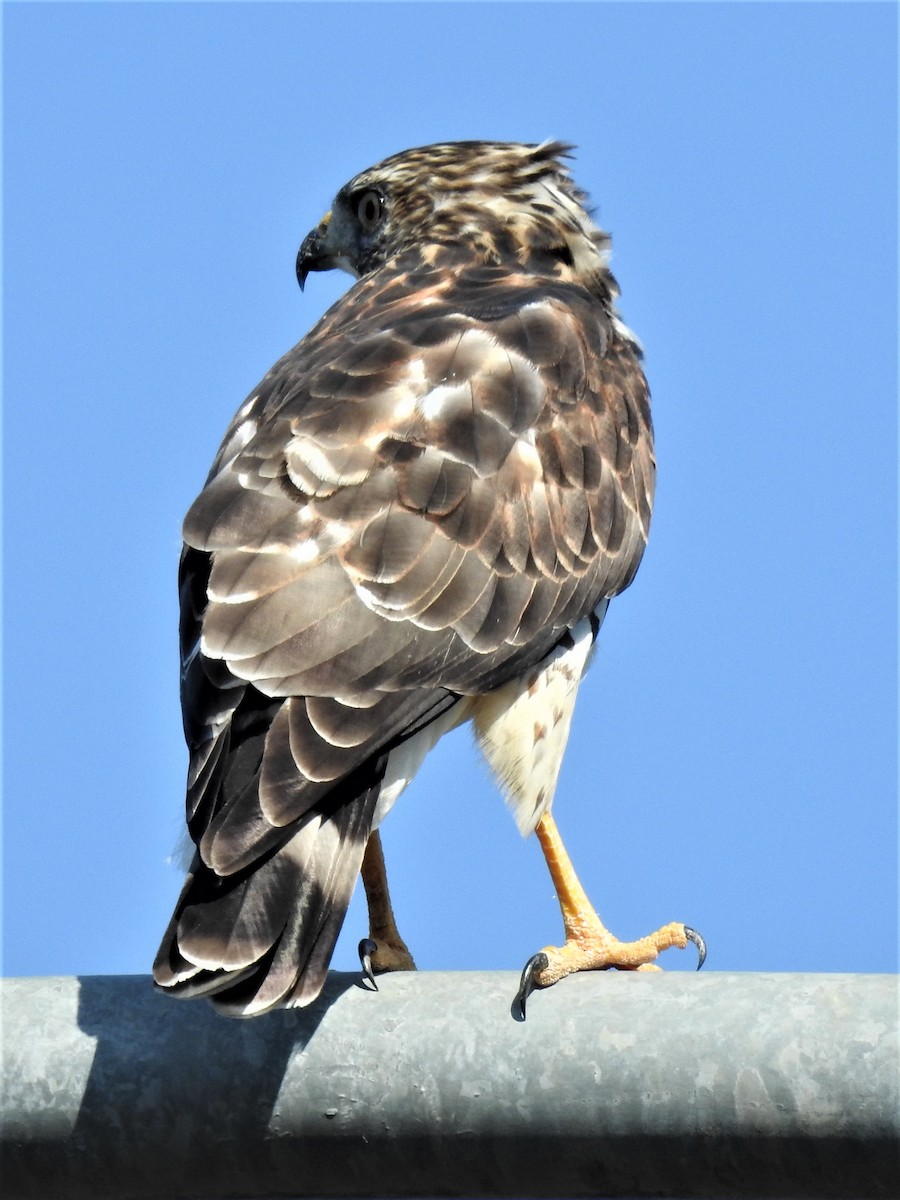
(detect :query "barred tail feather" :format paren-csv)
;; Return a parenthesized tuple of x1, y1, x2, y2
(153, 772, 381, 1017)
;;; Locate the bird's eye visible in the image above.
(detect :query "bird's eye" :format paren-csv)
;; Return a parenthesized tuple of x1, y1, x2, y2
(355, 190, 384, 233)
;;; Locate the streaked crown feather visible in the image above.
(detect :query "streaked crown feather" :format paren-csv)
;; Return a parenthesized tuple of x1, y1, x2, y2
(332, 140, 614, 293)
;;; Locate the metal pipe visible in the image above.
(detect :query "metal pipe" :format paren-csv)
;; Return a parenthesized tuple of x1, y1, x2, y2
(2, 971, 897, 1199)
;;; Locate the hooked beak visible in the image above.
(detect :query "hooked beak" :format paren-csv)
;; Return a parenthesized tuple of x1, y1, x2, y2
(296, 211, 332, 291)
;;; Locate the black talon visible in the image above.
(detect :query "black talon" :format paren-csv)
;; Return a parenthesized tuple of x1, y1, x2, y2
(358, 938, 378, 990)
(515, 952, 549, 1020)
(684, 926, 707, 970)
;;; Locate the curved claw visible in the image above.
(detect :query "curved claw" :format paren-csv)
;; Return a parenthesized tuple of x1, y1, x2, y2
(358, 938, 378, 990)
(684, 926, 707, 970)
(514, 952, 549, 1020)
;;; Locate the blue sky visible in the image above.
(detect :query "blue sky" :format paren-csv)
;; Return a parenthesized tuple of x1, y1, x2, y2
(3, 2, 897, 990)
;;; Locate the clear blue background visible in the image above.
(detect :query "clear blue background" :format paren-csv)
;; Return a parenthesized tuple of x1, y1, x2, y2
(4, 3, 897, 987)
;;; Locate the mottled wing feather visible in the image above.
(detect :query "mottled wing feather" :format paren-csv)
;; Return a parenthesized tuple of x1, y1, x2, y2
(189, 267, 652, 698)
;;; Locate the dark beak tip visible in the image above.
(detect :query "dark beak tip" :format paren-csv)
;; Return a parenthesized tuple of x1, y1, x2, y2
(296, 227, 326, 291)
(295, 249, 309, 291)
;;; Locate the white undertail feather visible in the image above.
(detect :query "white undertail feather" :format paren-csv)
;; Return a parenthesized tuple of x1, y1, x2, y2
(372, 613, 599, 841)
(472, 615, 599, 836)
(373, 700, 473, 829)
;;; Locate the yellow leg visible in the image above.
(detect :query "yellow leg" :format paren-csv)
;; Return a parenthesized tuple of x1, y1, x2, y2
(517, 812, 704, 1012)
(359, 830, 416, 976)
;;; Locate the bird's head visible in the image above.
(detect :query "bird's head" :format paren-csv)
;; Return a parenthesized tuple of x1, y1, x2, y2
(296, 140, 612, 292)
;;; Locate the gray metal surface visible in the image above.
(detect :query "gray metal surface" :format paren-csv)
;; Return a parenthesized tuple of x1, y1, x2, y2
(1, 971, 897, 1199)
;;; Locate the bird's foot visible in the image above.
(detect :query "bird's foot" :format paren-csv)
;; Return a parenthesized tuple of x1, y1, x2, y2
(358, 936, 417, 989)
(515, 921, 705, 1017)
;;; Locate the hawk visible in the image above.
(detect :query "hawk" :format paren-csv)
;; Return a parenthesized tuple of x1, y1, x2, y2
(153, 140, 704, 1018)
